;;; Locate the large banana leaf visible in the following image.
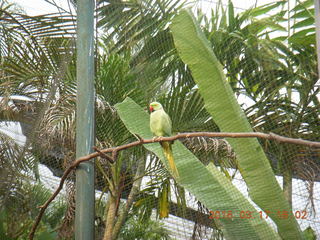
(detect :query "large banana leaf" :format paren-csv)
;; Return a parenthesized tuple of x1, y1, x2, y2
(115, 97, 280, 239)
(170, 9, 303, 239)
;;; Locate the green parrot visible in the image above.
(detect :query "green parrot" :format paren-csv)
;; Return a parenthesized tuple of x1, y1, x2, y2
(149, 102, 179, 178)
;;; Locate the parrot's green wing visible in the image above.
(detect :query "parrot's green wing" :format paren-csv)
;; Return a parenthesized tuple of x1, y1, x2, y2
(162, 111, 172, 136)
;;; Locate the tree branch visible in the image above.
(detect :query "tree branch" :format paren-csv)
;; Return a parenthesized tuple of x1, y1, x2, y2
(29, 131, 320, 239)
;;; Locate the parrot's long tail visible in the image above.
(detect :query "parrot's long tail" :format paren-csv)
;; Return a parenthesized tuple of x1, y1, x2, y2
(161, 141, 179, 178)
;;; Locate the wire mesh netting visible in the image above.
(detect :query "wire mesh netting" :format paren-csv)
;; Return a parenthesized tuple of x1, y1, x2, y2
(0, 0, 319, 239)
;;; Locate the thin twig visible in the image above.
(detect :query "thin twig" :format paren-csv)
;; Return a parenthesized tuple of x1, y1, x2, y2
(93, 146, 114, 163)
(29, 131, 320, 239)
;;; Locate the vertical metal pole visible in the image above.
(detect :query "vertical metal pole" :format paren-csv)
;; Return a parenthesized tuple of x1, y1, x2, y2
(75, 0, 95, 239)
(314, 0, 320, 87)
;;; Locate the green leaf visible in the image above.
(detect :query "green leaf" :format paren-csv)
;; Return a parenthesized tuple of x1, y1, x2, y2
(170, 9, 304, 239)
(247, 18, 286, 34)
(273, 36, 288, 41)
(291, 17, 314, 29)
(115, 97, 280, 239)
(228, 0, 235, 27)
(250, 1, 286, 17)
(289, 33, 315, 45)
(219, 6, 227, 29)
(158, 179, 170, 218)
(291, 9, 315, 19)
(291, 0, 313, 12)
(302, 226, 316, 240)
(289, 28, 315, 44)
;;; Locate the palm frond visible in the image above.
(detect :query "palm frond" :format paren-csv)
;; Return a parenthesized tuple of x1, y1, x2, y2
(98, 0, 183, 53)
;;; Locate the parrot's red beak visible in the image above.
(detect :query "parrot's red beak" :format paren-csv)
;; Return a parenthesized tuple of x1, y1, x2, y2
(149, 106, 154, 112)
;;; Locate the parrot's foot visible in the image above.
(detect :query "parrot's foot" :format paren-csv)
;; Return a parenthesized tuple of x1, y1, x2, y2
(152, 136, 161, 142)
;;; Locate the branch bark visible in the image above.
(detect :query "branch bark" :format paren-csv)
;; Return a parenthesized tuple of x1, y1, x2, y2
(29, 131, 320, 239)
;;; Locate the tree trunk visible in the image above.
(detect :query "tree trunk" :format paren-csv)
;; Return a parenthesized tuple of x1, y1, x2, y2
(111, 158, 146, 239)
(103, 194, 117, 240)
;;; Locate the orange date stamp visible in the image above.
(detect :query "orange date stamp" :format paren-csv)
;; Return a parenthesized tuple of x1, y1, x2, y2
(209, 210, 308, 220)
